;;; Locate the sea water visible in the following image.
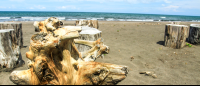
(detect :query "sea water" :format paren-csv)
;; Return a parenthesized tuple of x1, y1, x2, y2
(0, 11, 200, 22)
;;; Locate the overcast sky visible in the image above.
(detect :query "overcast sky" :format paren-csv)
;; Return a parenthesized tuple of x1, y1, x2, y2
(0, 0, 200, 16)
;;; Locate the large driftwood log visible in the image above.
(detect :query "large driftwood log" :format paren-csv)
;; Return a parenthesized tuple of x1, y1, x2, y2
(164, 24, 189, 49)
(0, 22, 23, 48)
(75, 20, 99, 29)
(188, 24, 200, 44)
(0, 29, 23, 72)
(9, 18, 128, 85)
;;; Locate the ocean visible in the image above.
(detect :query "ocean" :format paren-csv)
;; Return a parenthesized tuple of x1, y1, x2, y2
(0, 11, 200, 22)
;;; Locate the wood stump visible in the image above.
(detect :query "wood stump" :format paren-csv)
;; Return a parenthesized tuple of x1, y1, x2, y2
(0, 22, 23, 48)
(69, 26, 102, 52)
(0, 29, 23, 72)
(64, 26, 105, 61)
(75, 20, 99, 29)
(171, 22, 180, 25)
(164, 24, 189, 49)
(188, 24, 200, 44)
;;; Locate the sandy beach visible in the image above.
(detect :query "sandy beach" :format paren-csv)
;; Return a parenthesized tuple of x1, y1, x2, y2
(1, 21, 200, 85)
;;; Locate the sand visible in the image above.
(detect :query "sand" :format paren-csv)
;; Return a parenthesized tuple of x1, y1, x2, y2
(1, 21, 200, 85)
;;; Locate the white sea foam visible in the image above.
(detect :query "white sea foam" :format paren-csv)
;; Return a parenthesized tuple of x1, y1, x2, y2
(57, 17, 66, 20)
(20, 17, 65, 21)
(22, 17, 49, 21)
(91, 17, 104, 20)
(0, 17, 10, 19)
(161, 17, 166, 19)
(66, 19, 78, 21)
(117, 19, 126, 21)
(126, 19, 154, 21)
(191, 20, 200, 22)
(106, 18, 114, 21)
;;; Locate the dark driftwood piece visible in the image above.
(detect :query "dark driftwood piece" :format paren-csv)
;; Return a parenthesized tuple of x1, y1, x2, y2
(0, 29, 23, 72)
(188, 24, 200, 44)
(0, 22, 23, 48)
(164, 24, 189, 49)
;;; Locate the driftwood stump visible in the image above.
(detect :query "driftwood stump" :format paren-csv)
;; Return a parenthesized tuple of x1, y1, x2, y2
(72, 26, 105, 61)
(0, 29, 23, 72)
(188, 24, 200, 44)
(9, 17, 128, 85)
(70, 26, 102, 52)
(0, 22, 23, 48)
(75, 20, 99, 29)
(164, 24, 189, 49)
(171, 22, 180, 25)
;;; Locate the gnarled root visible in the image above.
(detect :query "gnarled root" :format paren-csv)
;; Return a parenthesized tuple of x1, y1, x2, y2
(10, 17, 128, 85)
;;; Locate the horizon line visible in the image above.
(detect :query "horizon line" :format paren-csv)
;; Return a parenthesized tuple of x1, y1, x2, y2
(0, 11, 199, 17)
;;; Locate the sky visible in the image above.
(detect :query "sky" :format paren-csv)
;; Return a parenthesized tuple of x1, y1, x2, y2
(0, 0, 200, 16)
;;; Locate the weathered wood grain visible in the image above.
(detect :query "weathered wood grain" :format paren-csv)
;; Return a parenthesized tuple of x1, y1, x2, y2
(10, 25, 127, 85)
(75, 20, 99, 29)
(164, 24, 189, 49)
(188, 24, 200, 44)
(0, 29, 23, 72)
(73, 26, 102, 52)
(0, 22, 23, 48)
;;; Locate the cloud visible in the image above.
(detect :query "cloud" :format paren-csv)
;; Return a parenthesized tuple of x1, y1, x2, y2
(1, 0, 200, 16)
(164, 0, 171, 3)
(29, 5, 46, 10)
(0, 6, 7, 9)
(158, 5, 180, 12)
(9, 0, 24, 2)
(165, 5, 179, 11)
(57, 5, 80, 10)
(47, 0, 162, 4)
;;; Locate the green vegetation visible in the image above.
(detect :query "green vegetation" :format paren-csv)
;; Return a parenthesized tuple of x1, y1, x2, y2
(186, 43, 192, 47)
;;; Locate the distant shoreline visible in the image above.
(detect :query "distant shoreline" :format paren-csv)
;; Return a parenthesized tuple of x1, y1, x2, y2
(0, 11, 200, 22)
(0, 11, 200, 17)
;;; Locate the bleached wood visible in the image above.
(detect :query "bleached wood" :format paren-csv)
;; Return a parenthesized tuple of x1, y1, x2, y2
(164, 24, 189, 49)
(0, 29, 23, 71)
(10, 20, 128, 85)
(72, 26, 102, 52)
(74, 38, 109, 62)
(75, 20, 99, 29)
(0, 22, 23, 48)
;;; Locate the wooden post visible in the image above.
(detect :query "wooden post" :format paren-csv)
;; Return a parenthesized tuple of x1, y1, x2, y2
(0, 29, 23, 72)
(0, 22, 23, 48)
(164, 24, 189, 49)
(75, 20, 99, 29)
(65, 26, 102, 52)
(188, 24, 200, 44)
